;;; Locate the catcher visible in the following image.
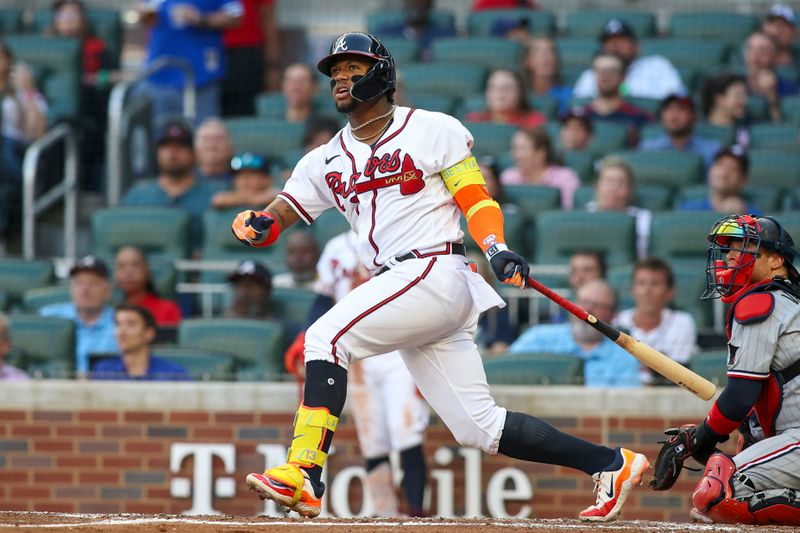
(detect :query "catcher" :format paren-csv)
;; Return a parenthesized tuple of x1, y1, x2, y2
(650, 214, 800, 525)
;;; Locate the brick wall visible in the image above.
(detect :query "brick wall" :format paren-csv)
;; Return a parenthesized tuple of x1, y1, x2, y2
(0, 382, 721, 520)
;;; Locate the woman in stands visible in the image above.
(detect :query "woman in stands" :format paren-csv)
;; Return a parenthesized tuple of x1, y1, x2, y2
(466, 68, 546, 128)
(524, 36, 572, 114)
(499, 127, 580, 209)
(703, 73, 751, 148)
(114, 246, 182, 328)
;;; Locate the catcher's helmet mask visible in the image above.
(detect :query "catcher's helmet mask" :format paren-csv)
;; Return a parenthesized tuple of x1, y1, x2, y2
(703, 214, 800, 302)
(317, 32, 396, 103)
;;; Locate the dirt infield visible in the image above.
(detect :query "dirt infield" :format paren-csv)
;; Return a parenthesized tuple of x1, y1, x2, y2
(1, 512, 798, 533)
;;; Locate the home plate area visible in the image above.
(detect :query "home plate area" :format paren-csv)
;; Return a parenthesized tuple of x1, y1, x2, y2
(1, 513, 799, 532)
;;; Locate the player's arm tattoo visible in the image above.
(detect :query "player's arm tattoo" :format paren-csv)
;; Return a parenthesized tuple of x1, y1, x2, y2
(265, 197, 301, 230)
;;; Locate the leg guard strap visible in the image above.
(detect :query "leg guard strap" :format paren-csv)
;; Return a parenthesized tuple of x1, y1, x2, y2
(751, 489, 800, 526)
(288, 404, 339, 468)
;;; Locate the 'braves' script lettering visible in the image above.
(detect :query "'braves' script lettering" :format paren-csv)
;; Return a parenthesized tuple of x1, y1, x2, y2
(364, 149, 401, 178)
(325, 171, 360, 211)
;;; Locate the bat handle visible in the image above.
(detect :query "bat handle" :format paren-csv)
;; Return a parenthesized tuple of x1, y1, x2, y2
(526, 276, 589, 321)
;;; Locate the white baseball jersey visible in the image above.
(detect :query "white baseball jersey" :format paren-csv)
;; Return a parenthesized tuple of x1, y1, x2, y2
(314, 231, 428, 459)
(278, 106, 471, 270)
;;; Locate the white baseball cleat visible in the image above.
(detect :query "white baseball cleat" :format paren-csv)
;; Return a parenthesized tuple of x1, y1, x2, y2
(578, 448, 651, 522)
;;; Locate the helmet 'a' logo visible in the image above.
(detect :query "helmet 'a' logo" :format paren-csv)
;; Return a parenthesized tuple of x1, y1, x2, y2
(333, 35, 348, 53)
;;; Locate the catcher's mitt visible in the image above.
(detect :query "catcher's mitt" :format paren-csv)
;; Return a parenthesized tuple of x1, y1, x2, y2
(649, 424, 697, 491)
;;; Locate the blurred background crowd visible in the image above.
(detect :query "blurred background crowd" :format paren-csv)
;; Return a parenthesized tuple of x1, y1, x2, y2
(0, 0, 798, 387)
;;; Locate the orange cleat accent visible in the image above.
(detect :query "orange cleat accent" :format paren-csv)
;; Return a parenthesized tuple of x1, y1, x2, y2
(579, 448, 650, 522)
(246, 463, 322, 518)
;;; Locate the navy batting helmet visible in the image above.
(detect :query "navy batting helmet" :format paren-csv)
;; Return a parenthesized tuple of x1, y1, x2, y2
(316, 32, 396, 103)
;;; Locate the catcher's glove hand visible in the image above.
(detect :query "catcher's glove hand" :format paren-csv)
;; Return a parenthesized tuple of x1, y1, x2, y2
(650, 422, 729, 491)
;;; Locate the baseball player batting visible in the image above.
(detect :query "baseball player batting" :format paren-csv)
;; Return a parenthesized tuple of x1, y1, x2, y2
(232, 32, 648, 521)
(650, 215, 800, 526)
(285, 230, 429, 516)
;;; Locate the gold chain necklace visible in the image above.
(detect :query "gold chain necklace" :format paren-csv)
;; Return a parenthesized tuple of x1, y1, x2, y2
(351, 115, 393, 141)
(350, 105, 396, 132)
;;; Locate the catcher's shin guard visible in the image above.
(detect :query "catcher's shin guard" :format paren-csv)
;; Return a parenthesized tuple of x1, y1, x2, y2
(750, 489, 800, 526)
(691, 453, 754, 524)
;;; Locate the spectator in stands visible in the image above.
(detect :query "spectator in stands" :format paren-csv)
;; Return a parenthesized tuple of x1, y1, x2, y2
(40, 255, 118, 376)
(212, 151, 277, 209)
(573, 19, 685, 100)
(500, 127, 580, 209)
(273, 232, 320, 289)
(466, 68, 546, 129)
(639, 94, 721, 171)
(91, 304, 190, 381)
(302, 116, 341, 153)
(569, 251, 606, 292)
(703, 73, 750, 147)
(585, 156, 651, 259)
(282, 63, 318, 123)
(509, 279, 640, 387)
(221, 0, 280, 116)
(195, 118, 234, 182)
(579, 52, 653, 146)
(744, 31, 799, 121)
(679, 146, 761, 215)
(491, 17, 531, 44)
(225, 259, 273, 319)
(0, 314, 28, 381)
(614, 257, 697, 386)
(472, 0, 537, 9)
(373, 0, 456, 62)
(762, 4, 799, 70)
(477, 155, 504, 203)
(114, 246, 182, 328)
(138, 0, 243, 124)
(122, 120, 225, 247)
(524, 36, 572, 114)
(558, 107, 593, 151)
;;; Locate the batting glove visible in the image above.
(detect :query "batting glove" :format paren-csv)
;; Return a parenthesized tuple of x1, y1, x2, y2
(486, 243, 530, 288)
(231, 210, 280, 247)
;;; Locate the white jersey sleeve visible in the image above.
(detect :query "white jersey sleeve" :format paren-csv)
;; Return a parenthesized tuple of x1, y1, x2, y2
(277, 146, 335, 224)
(431, 114, 474, 174)
(314, 237, 339, 298)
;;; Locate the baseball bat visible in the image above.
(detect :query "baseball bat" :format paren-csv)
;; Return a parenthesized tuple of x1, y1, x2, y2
(525, 275, 717, 401)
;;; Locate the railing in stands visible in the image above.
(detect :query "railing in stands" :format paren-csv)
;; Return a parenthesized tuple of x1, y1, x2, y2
(106, 56, 196, 207)
(22, 123, 78, 261)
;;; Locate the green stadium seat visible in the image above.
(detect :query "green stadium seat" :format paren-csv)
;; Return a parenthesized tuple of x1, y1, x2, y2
(547, 119, 628, 154)
(405, 91, 455, 114)
(742, 185, 782, 212)
(566, 10, 656, 39)
(648, 211, 725, 262)
(531, 211, 636, 266)
(773, 211, 800, 241)
(465, 122, 517, 158)
(309, 208, 351, 248)
(0, 291, 7, 312)
(224, 118, 305, 163)
(151, 345, 235, 381)
(557, 38, 599, 68)
(574, 184, 671, 211)
(467, 9, 556, 37)
(780, 95, 800, 124)
(457, 94, 486, 118)
(614, 150, 703, 188)
(0, 259, 54, 308)
(484, 352, 583, 385)
(0, 8, 23, 33)
(432, 37, 524, 70)
(689, 350, 728, 386)
(4, 35, 82, 121)
(31, 9, 123, 68)
(271, 287, 317, 325)
(747, 95, 770, 123)
(255, 92, 287, 119)
(529, 93, 559, 120)
(749, 150, 800, 188)
(559, 65, 584, 87)
(22, 284, 72, 312)
(639, 123, 665, 142)
(504, 185, 560, 215)
(624, 96, 662, 117)
(92, 207, 190, 262)
(749, 124, 799, 151)
(671, 262, 715, 329)
(7, 315, 75, 379)
(573, 186, 594, 208)
(379, 38, 419, 64)
(398, 63, 486, 99)
(178, 318, 284, 380)
(562, 150, 595, 183)
(606, 264, 634, 310)
(639, 39, 728, 71)
(367, 10, 455, 36)
(694, 123, 735, 147)
(668, 12, 759, 45)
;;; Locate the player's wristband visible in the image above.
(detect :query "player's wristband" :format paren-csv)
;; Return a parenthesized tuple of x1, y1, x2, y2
(484, 243, 508, 262)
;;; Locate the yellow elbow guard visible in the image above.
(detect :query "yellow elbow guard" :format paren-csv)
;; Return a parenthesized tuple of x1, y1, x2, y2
(287, 405, 339, 468)
(441, 156, 485, 194)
